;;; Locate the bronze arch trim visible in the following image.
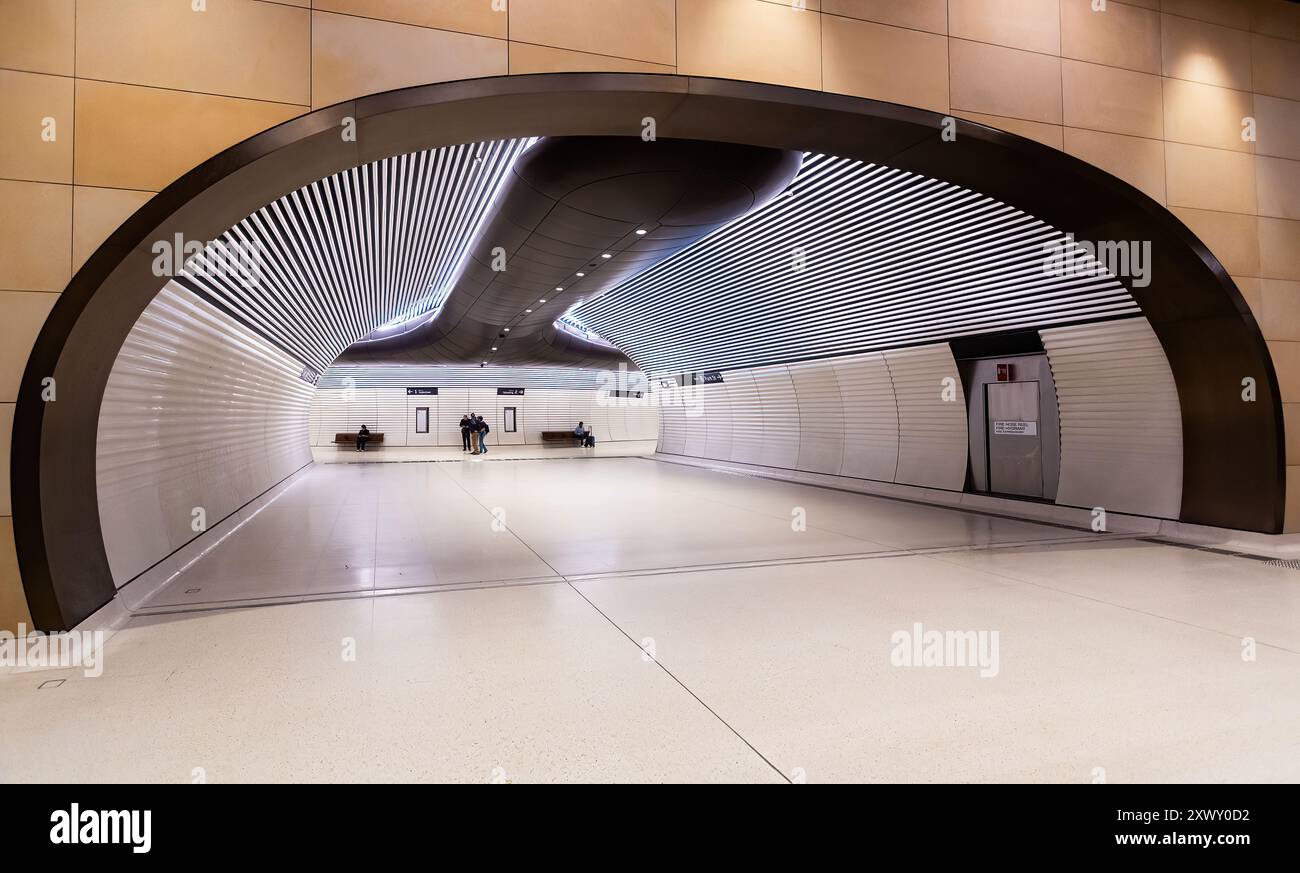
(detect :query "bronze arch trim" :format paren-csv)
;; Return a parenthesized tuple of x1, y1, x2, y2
(12, 73, 1284, 631)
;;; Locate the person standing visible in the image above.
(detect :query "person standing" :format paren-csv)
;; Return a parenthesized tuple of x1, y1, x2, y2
(469, 413, 480, 454)
(459, 414, 472, 452)
(476, 415, 490, 455)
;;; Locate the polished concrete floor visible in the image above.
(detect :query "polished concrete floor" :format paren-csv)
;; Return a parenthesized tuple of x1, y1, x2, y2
(2, 453, 1298, 782)
(311, 439, 658, 465)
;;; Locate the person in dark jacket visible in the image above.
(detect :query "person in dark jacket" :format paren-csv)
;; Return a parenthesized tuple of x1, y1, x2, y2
(475, 415, 490, 455)
(459, 414, 472, 452)
(356, 424, 370, 452)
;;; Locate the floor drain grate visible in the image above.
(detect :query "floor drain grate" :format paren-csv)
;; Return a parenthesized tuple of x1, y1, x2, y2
(185, 588, 201, 594)
(1264, 558, 1300, 570)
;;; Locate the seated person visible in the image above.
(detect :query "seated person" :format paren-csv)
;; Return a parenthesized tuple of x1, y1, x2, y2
(356, 424, 370, 452)
(574, 422, 595, 448)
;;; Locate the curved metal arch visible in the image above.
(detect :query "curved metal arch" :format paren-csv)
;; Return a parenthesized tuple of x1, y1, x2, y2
(13, 73, 1284, 631)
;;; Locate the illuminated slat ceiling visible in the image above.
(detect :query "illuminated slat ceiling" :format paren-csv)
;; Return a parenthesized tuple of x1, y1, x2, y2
(573, 153, 1140, 376)
(177, 138, 533, 373)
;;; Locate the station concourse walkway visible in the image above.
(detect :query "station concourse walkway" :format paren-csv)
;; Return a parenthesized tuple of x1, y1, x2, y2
(2, 448, 1298, 782)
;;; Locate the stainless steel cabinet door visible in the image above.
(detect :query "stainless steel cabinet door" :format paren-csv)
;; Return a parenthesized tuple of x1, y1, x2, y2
(987, 381, 1043, 498)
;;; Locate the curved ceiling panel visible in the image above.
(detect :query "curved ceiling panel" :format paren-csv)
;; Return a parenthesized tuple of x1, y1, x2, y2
(337, 136, 803, 368)
(576, 153, 1139, 376)
(178, 139, 533, 373)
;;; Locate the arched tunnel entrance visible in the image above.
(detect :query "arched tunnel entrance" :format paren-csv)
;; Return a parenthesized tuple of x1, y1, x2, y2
(12, 74, 1284, 632)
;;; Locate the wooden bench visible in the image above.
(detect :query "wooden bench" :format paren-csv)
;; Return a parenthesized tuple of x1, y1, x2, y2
(540, 430, 583, 445)
(333, 432, 384, 448)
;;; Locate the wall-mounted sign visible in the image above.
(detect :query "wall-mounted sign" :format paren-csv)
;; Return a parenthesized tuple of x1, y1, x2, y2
(298, 365, 321, 385)
(992, 420, 1038, 437)
(497, 387, 524, 396)
(660, 371, 725, 388)
(406, 387, 438, 395)
(996, 363, 1012, 382)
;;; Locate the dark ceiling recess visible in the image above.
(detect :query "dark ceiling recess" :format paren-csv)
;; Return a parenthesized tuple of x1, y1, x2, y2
(949, 329, 1047, 361)
(337, 136, 803, 368)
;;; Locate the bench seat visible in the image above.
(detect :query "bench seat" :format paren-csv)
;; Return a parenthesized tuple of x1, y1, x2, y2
(333, 433, 384, 447)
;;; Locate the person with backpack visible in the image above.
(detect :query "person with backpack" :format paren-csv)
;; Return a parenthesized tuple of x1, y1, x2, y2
(475, 415, 490, 455)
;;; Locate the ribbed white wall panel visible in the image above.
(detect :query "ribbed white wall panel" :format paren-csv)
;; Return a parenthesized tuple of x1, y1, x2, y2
(655, 343, 964, 491)
(1041, 318, 1183, 518)
(598, 397, 624, 444)
(833, 353, 899, 482)
(884, 345, 968, 490)
(373, 388, 407, 444)
(628, 402, 661, 441)
(468, 390, 499, 445)
(311, 390, 343, 446)
(684, 384, 709, 456)
(658, 385, 688, 455)
(308, 399, 323, 448)
(753, 366, 801, 469)
(521, 392, 549, 445)
(789, 360, 845, 475)
(96, 284, 314, 587)
(438, 388, 471, 446)
(613, 402, 639, 442)
(310, 386, 659, 447)
(702, 382, 733, 461)
(542, 390, 572, 438)
(585, 397, 610, 443)
(493, 395, 525, 446)
(406, 395, 439, 447)
(723, 370, 765, 466)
